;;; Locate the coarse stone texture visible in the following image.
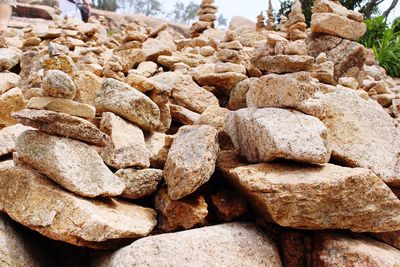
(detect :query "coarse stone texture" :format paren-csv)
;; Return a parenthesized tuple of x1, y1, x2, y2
(0, 47, 21, 72)
(0, 72, 20, 95)
(164, 125, 219, 200)
(169, 104, 200, 125)
(142, 38, 172, 61)
(310, 13, 366, 41)
(311, 233, 400, 266)
(115, 168, 163, 199)
(154, 187, 208, 232)
(99, 112, 150, 169)
(95, 78, 161, 131)
(15, 130, 124, 198)
(12, 109, 109, 146)
(0, 167, 157, 249)
(145, 132, 174, 169)
(228, 78, 258, 110)
(0, 213, 42, 267)
(0, 88, 26, 127)
(94, 222, 282, 267)
(27, 97, 95, 119)
(217, 151, 400, 232)
(227, 108, 331, 164)
(42, 70, 77, 100)
(372, 231, 400, 250)
(0, 124, 31, 157)
(312, 0, 364, 22)
(251, 55, 314, 73)
(73, 71, 103, 106)
(210, 189, 248, 221)
(113, 49, 146, 72)
(197, 72, 247, 95)
(42, 55, 76, 76)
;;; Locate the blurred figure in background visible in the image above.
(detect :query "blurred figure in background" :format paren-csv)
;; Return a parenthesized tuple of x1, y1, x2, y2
(59, 0, 91, 22)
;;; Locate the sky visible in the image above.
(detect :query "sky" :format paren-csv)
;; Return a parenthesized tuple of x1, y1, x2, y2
(154, 0, 400, 23)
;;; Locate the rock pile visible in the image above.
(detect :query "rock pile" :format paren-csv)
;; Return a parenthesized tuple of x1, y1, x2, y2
(1, 1, 400, 266)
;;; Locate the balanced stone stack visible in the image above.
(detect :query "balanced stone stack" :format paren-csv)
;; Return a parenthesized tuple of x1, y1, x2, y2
(190, 0, 218, 38)
(265, 0, 275, 30)
(285, 0, 307, 40)
(256, 12, 266, 32)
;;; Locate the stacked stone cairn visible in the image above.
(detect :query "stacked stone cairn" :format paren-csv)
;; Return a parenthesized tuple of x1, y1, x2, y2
(266, 0, 276, 30)
(190, 0, 218, 38)
(256, 12, 266, 32)
(2, 1, 400, 266)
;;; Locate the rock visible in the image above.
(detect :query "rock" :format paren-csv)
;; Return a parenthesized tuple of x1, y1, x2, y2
(311, 233, 400, 266)
(312, 0, 364, 22)
(154, 187, 208, 232)
(210, 189, 248, 221)
(197, 72, 247, 95)
(27, 97, 95, 119)
(0, 167, 156, 249)
(115, 168, 163, 199)
(42, 55, 76, 77)
(42, 70, 77, 100)
(311, 13, 366, 41)
(134, 61, 158, 77)
(12, 109, 109, 146)
(217, 151, 400, 232)
(0, 72, 20, 95)
(95, 78, 161, 131)
(99, 112, 150, 169)
(145, 132, 174, 169)
(169, 104, 200, 125)
(113, 49, 146, 72)
(0, 88, 26, 127)
(0, 160, 14, 169)
(215, 62, 246, 74)
(94, 222, 282, 267)
(0, 47, 21, 71)
(228, 78, 257, 110)
(0, 124, 31, 157)
(227, 108, 330, 164)
(73, 71, 103, 106)
(216, 49, 241, 64)
(251, 55, 314, 73)
(142, 38, 172, 61)
(16, 130, 124, 198)
(164, 125, 219, 200)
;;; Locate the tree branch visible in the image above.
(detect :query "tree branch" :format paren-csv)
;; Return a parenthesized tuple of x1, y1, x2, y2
(383, 0, 399, 18)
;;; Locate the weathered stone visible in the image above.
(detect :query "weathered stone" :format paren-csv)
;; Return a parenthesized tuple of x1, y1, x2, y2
(99, 112, 150, 169)
(311, 233, 400, 266)
(94, 222, 282, 267)
(0, 124, 31, 157)
(169, 104, 200, 125)
(16, 130, 124, 198)
(216, 49, 241, 64)
(116, 168, 163, 199)
(0, 72, 20, 95)
(312, 0, 364, 22)
(311, 13, 366, 41)
(142, 38, 172, 61)
(210, 189, 248, 221)
(12, 109, 108, 146)
(145, 132, 174, 169)
(227, 78, 257, 110)
(165, 125, 219, 200)
(0, 88, 26, 127)
(0, 167, 156, 249)
(27, 97, 95, 119)
(0, 47, 21, 72)
(197, 72, 247, 95)
(42, 70, 76, 100)
(217, 151, 400, 232)
(133, 61, 158, 77)
(252, 55, 314, 73)
(154, 187, 208, 232)
(42, 55, 76, 76)
(113, 49, 146, 72)
(95, 78, 161, 131)
(73, 71, 103, 106)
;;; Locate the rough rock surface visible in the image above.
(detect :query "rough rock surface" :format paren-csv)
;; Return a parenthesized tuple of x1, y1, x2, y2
(94, 223, 282, 267)
(42, 70, 77, 99)
(0, 88, 26, 127)
(164, 125, 219, 200)
(217, 151, 400, 232)
(227, 108, 331, 164)
(210, 190, 248, 221)
(0, 72, 20, 95)
(145, 132, 173, 169)
(116, 168, 163, 199)
(251, 55, 314, 73)
(0, 48, 21, 72)
(73, 71, 103, 106)
(13, 109, 109, 146)
(0, 167, 156, 249)
(0, 124, 31, 157)
(15, 130, 124, 198)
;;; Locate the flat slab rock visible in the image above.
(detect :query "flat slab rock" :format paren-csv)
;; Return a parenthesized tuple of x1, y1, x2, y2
(0, 167, 157, 249)
(13, 109, 109, 146)
(217, 151, 400, 232)
(94, 222, 282, 267)
(251, 55, 314, 73)
(311, 233, 400, 266)
(15, 130, 125, 198)
(116, 168, 163, 199)
(0, 124, 32, 157)
(227, 108, 331, 164)
(164, 125, 219, 200)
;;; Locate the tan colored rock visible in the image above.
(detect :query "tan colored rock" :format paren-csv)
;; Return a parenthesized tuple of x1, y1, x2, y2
(251, 55, 314, 73)
(116, 168, 163, 199)
(73, 71, 103, 106)
(338, 77, 359, 89)
(95, 222, 282, 267)
(228, 78, 257, 110)
(210, 189, 248, 221)
(0, 124, 31, 157)
(113, 49, 146, 72)
(42, 55, 76, 77)
(217, 151, 400, 232)
(95, 78, 161, 131)
(133, 61, 158, 77)
(142, 38, 172, 61)
(0, 47, 21, 71)
(216, 49, 241, 64)
(198, 72, 247, 96)
(312, 0, 364, 22)
(154, 187, 208, 232)
(311, 13, 366, 41)
(27, 97, 95, 119)
(16, 130, 124, 198)
(145, 132, 174, 169)
(215, 62, 246, 74)
(0, 88, 26, 127)
(311, 233, 400, 266)
(0, 167, 156, 249)
(165, 125, 219, 200)
(42, 70, 76, 100)
(99, 112, 150, 169)
(169, 104, 200, 125)
(12, 109, 108, 146)
(0, 72, 20, 95)
(227, 108, 330, 164)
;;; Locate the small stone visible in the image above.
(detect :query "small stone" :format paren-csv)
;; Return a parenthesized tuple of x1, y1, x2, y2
(134, 61, 158, 77)
(169, 104, 200, 125)
(216, 49, 241, 64)
(145, 132, 174, 169)
(210, 190, 248, 221)
(0, 88, 26, 127)
(16, 130, 125, 198)
(165, 125, 219, 200)
(0, 124, 32, 157)
(197, 72, 247, 96)
(251, 55, 314, 73)
(0, 72, 21, 95)
(154, 187, 208, 232)
(142, 38, 172, 61)
(116, 168, 163, 199)
(0, 47, 21, 71)
(338, 77, 359, 89)
(73, 71, 103, 106)
(42, 55, 76, 76)
(42, 70, 77, 99)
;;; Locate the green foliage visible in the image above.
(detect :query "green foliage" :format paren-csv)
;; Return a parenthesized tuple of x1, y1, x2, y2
(359, 16, 400, 77)
(168, 1, 199, 24)
(94, 0, 118, 11)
